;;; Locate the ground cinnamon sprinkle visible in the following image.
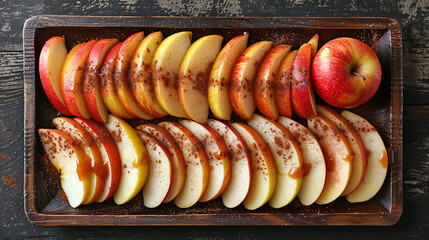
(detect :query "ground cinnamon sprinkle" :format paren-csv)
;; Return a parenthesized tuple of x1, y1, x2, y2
(2, 174, 16, 188)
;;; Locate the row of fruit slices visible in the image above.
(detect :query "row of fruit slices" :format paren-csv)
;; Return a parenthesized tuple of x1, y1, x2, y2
(39, 105, 388, 209)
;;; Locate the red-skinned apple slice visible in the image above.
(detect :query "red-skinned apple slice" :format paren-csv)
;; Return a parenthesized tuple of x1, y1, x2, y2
(39, 36, 73, 115)
(73, 118, 121, 202)
(341, 110, 388, 203)
(209, 34, 249, 120)
(308, 34, 319, 59)
(180, 120, 231, 202)
(61, 40, 98, 119)
(230, 41, 273, 120)
(83, 38, 119, 123)
(159, 121, 209, 208)
(231, 123, 276, 210)
(291, 43, 317, 119)
(254, 45, 292, 120)
(278, 117, 326, 206)
(274, 50, 297, 118)
(307, 114, 352, 205)
(38, 129, 92, 208)
(135, 124, 186, 203)
(206, 119, 252, 208)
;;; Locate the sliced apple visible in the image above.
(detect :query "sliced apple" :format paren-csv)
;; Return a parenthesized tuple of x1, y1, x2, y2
(153, 31, 192, 118)
(180, 120, 231, 202)
(248, 114, 302, 208)
(291, 43, 317, 119)
(38, 129, 92, 208)
(230, 41, 273, 120)
(308, 34, 319, 59)
(159, 121, 209, 208)
(61, 40, 98, 119)
(341, 110, 388, 203)
(231, 123, 276, 210)
(99, 42, 133, 119)
(208, 34, 249, 120)
(178, 35, 223, 123)
(307, 114, 352, 205)
(278, 117, 326, 206)
(39, 36, 73, 116)
(73, 118, 122, 202)
(136, 124, 186, 203)
(317, 105, 367, 196)
(274, 50, 298, 118)
(103, 114, 150, 205)
(83, 38, 119, 123)
(129, 31, 167, 118)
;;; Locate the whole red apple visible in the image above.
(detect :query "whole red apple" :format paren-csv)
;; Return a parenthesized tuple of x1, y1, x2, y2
(311, 37, 382, 108)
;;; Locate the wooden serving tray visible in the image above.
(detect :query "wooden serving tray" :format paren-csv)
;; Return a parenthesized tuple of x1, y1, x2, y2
(23, 15, 403, 226)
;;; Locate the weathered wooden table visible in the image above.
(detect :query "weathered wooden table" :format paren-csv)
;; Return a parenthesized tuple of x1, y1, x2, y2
(0, 0, 428, 239)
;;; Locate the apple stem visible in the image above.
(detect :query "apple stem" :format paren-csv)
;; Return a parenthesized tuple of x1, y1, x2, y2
(352, 71, 366, 81)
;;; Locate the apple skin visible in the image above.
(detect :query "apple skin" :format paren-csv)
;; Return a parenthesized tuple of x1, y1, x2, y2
(311, 37, 382, 108)
(274, 50, 297, 118)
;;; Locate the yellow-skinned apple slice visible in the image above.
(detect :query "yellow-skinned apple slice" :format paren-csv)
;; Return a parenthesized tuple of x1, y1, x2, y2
(231, 123, 276, 210)
(99, 42, 133, 119)
(178, 35, 223, 123)
(274, 50, 297, 118)
(230, 41, 273, 120)
(308, 34, 319, 59)
(74, 118, 122, 203)
(248, 114, 303, 208)
(278, 117, 326, 206)
(104, 114, 150, 205)
(136, 130, 172, 208)
(206, 119, 252, 208)
(52, 117, 107, 204)
(291, 43, 317, 119)
(254, 45, 292, 120)
(38, 129, 92, 208)
(136, 124, 186, 203)
(129, 31, 167, 118)
(307, 114, 352, 205)
(83, 38, 119, 123)
(180, 120, 231, 202)
(115, 32, 153, 120)
(341, 110, 388, 203)
(317, 105, 367, 196)
(61, 40, 98, 119)
(39, 36, 73, 116)
(153, 31, 192, 118)
(159, 121, 209, 208)
(209, 34, 248, 120)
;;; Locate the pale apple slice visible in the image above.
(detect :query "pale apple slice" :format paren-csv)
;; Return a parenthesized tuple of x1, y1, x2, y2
(180, 120, 231, 202)
(39, 36, 72, 115)
(104, 114, 150, 205)
(178, 35, 223, 123)
(136, 124, 186, 203)
(99, 42, 133, 119)
(317, 105, 367, 196)
(231, 123, 276, 210)
(308, 34, 319, 59)
(130, 31, 167, 118)
(278, 117, 326, 206)
(206, 119, 252, 208)
(275, 50, 298, 118)
(307, 115, 352, 205)
(209, 34, 249, 120)
(254, 45, 291, 120)
(341, 110, 388, 203)
(74, 118, 122, 202)
(38, 129, 92, 208)
(83, 38, 119, 123)
(291, 43, 317, 119)
(230, 41, 273, 120)
(61, 40, 98, 119)
(248, 114, 303, 208)
(52, 117, 106, 204)
(159, 121, 209, 208)
(153, 31, 192, 118)
(136, 130, 172, 208)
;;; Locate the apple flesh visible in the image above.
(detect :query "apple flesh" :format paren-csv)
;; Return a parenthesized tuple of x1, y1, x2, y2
(308, 34, 319, 59)
(274, 50, 297, 118)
